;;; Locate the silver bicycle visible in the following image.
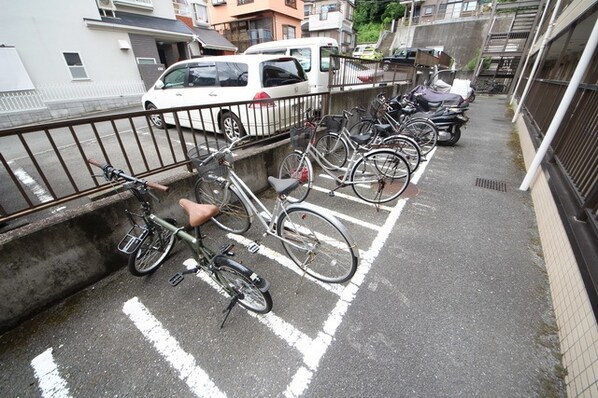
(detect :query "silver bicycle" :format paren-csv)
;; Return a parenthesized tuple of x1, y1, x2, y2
(278, 110, 412, 204)
(191, 137, 359, 284)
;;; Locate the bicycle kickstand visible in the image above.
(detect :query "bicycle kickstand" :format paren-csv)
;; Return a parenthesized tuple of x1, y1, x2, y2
(220, 295, 240, 329)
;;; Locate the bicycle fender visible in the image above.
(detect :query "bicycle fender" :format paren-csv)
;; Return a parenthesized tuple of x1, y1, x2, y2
(213, 255, 269, 292)
(283, 203, 359, 260)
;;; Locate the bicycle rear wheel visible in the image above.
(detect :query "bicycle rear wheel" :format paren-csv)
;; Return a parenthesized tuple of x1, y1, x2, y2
(350, 149, 410, 204)
(214, 256, 272, 314)
(278, 151, 313, 203)
(194, 176, 251, 234)
(128, 218, 177, 276)
(381, 134, 422, 173)
(314, 133, 349, 170)
(277, 205, 358, 283)
(399, 119, 438, 156)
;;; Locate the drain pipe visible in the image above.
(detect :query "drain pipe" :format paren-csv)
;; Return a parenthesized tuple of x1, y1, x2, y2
(509, 0, 552, 106)
(511, 0, 563, 122)
(519, 18, 598, 191)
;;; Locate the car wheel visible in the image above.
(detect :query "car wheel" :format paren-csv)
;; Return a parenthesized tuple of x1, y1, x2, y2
(382, 63, 390, 72)
(220, 112, 245, 142)
(146, 103, 165, 129)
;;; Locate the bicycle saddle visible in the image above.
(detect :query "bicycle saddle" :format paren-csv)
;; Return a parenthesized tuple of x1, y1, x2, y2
(349, 134, 372, 145)
(179, 199, 219, 227)
(267, 176, 300, 196)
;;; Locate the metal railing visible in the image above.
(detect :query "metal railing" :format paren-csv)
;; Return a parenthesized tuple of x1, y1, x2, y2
(0, 93, 325, 224)
(328, 55, 413, 90)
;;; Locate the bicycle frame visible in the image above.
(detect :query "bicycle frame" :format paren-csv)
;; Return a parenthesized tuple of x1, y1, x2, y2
(205, 169, 319, 252)
(149, 214, 215, 265)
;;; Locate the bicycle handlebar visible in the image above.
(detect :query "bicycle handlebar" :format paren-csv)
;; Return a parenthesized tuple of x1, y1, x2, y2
(87, 159, 169, 192)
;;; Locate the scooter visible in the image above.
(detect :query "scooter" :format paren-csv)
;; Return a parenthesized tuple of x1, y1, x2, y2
(404, 85, 468, 112)
(387, 95, 469, 146)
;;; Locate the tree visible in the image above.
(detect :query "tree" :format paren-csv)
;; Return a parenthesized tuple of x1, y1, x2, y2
(382, 2, 405, 24)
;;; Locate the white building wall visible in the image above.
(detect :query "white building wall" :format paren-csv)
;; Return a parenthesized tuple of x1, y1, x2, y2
(0, 0, 141, 88)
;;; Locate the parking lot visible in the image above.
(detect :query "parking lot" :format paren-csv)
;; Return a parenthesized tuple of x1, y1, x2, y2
(0, 96, 566, 397)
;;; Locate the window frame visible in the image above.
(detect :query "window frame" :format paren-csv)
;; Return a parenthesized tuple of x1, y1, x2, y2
(282, 25, 296, 40)
(62, 51, 89, 81)
(285, 0, 296, 8)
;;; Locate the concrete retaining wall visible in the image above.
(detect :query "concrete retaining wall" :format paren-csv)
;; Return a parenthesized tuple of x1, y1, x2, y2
(0, 139, 292, 334)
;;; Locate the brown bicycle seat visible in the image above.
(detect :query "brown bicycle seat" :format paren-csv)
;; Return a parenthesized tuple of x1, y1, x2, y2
(179, 199, 219, 227)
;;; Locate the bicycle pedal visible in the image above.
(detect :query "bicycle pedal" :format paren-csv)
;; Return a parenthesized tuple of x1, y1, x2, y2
(169, 273, 184, 286)
(220, 243, 235, 256)
(248, 242, 260, 254)
(328, 191, 335, 197)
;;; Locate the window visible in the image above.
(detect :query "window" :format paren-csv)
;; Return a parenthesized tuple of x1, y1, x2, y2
(283, 25, 296, 40)
(216, 62, 248, 87)
(463, 1, 477, 12)
(262, 59, 306, 88)
(320, 46, 338, 72)
(237, 0, 253, 4)
(188, 64, 217, 87)
(304, 4, 312, 16)
(173, 0, 191, 16)
(62, 52, 88, 80)
(290, 48, 311, 71)
(193, 2, 209, 24)
(424, 6, 434, 15)
(136, 57, 157, 65)
(163, 67, 186, 88)
(285, 0, 296, 8)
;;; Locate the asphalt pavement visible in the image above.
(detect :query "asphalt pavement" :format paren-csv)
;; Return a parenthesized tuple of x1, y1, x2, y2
(0, 95, 566, 397)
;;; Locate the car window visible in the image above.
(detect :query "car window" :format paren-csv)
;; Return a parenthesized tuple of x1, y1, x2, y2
(163, 67, 186, 89)
(188, 64, 216, 87)
(320, 46, 338, 71)
(262, 59, 306, 87)
(290, 48, 311, 72)
(216, 62, 248, 87)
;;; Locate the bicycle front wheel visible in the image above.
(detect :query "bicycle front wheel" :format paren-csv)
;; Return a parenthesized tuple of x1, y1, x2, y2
(128, 218, 177, 276)
(277, 205, 358, 283)
(278, 151, 313, 203)
(194, 176, 251, 234)
(314, 132, 349, 170)
(214, 256, 272, 314)
(399, 119, 438, 156)
(350, 149, 411, 204)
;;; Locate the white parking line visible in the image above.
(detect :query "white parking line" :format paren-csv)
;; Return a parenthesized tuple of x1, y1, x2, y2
(309, 182, 395, 212)
(123, 297, 226, 398)
(31, 348, 72, 398)
(226, 233, 345, 296)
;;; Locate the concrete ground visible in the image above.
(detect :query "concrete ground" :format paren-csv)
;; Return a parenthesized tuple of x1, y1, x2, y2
(0, 95, 566, 397)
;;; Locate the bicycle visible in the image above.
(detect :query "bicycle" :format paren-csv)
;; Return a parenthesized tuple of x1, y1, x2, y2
(278, 109, 412, 205)
(326, 106, 425, 173)
(191, 137, 359, 284)
(349, 94, 439, 156)
(88, 159, 272, 326)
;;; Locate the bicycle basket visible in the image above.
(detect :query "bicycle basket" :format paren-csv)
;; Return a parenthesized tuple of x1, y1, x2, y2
(188, 146, 233, 178)
(290, 126, 312, 151)
(369, 96, 387, 119)
(321, 115, 344, 133)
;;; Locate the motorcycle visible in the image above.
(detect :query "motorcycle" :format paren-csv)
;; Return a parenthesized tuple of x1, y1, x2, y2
(387, 94, 469, 146)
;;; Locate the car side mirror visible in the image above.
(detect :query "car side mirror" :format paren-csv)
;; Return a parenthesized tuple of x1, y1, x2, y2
(154, 80, 165, 90)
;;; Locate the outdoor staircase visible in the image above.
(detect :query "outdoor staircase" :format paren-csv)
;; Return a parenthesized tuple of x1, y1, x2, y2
(476, 0, 544, 90)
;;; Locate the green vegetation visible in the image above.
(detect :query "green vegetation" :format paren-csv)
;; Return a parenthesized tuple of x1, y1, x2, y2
(464, 49, 491, 71)
(354, 0, 406, 44)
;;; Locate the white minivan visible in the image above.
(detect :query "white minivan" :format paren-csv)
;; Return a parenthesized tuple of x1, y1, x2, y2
(244, 38, 339, 93)
(142, 54, 309, 141)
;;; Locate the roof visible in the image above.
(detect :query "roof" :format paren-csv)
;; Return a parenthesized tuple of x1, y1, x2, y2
(192, 27, 237, 52)
(84, 11, 195, 40)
